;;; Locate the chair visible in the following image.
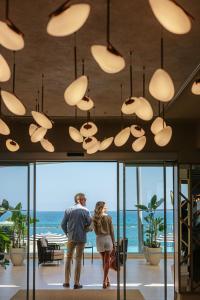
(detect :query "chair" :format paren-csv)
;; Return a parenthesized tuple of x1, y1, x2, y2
(116, 238, 128, 266)
(37, 238, 64, 266)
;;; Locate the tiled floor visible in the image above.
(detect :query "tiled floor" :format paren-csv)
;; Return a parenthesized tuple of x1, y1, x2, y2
(0, 258, 174, 300)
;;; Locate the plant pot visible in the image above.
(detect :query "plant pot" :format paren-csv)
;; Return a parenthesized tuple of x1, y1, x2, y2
(143, 246, 150, 262)
(10, 247, 26, 266)
(147, 247, 162, 265)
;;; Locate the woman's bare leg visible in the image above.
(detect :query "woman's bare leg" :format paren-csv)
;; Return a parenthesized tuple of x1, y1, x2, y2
(100, 252, 105, 269)
(103, 251, 111, 287)
(100, 252, 107, 288)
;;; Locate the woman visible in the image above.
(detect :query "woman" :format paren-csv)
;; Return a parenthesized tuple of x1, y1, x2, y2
(93, 201, 115, 288)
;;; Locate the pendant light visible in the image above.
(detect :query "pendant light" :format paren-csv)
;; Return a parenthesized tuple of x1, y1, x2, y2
(83, 136, 98, 150)
(80, 121, 98, 137)
(154, 125, 172, 147)
(91, 45, 125, 74)
(0, 0, 24, 51)
(121, 97, 139, 115)
(132, 136, 146, 152)
(149, 69, 175, 102)
(114, 127, 130, 147)
(136, 97, 153, 121)
(30, 91, 49, 143)
(29, 123, 38, 136)
(0, 21, 24, 51)
(29, 96, 40, 137)
(151, 116, 166, 135)
(77, 60, 94, 111)
(1, 52, 26, 115)
(77, 96, 94, 111)
(1, 90, 26, 116)
(149, 0, 192, 35)
(69, 126, 83, 143)
(32, 111, 52, 129)
(31, 75, 53, 129)
(87, 141, 100, 154)
(64, 75, 88, 106)
(0, 102, 10, 135)
(151, 95, 172, 146)
(149, 36, 175, 147)
(40, 138, 55, 152)
(0, 54, 11, 82)
(121, 51, 139, 115)
(68, 61, 86, 144)
(31, 127, 47, 143)
(0, 118, 10, 135)
(149, 35, 175, 102)
(191, 79, 200, 95)
(64, 35, 88, 106)
(130, 125, 145, 138)
(47, 2, 90, 37)
(99, 137, 113, 151)
(136, 66, 153, 121)
(91, 0, 125, 74)
(6, 138, 19, 152)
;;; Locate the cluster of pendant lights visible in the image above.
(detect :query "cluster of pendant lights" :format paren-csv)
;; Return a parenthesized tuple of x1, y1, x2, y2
(47, 0, 193, 154)
(0, 0, 195, 153)
(29, 77, 55, 152)
(47, 0, 194, 154)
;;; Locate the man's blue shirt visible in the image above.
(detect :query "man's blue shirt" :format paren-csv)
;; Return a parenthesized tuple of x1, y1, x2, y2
(61, 203, 92, 243)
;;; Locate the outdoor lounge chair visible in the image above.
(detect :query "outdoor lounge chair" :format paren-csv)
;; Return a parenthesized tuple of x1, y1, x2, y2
(37, 238, 64, 265)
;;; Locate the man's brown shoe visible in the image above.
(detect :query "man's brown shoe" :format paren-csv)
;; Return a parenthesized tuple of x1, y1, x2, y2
(63, 283, 70, 288)
(74, 284, 83, 289)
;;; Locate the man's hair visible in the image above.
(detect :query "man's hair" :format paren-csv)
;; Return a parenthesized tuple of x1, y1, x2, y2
(74, 193, 85, 203)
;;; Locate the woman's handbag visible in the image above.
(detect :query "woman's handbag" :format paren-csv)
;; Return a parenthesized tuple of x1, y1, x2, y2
(110, 248, 120, 271)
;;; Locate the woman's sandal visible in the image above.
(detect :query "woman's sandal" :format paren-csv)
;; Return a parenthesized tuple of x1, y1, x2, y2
(106, 281, 111, 287)
(103, 282, 107, 289)
(103, 279, 110, 288)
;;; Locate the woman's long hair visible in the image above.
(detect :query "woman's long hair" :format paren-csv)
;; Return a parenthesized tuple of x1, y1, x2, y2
(93, 201, 105, 224)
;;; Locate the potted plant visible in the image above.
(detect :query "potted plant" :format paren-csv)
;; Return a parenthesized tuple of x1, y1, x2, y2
(8, 202, 37, 266)
(0, 230, 10, 268)
(135, 194, 165, 265)
(0, 199, 11, 268)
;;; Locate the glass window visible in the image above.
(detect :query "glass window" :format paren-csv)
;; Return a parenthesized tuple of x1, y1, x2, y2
(125, 166, 138, 252)
(0, 165, 28, 299)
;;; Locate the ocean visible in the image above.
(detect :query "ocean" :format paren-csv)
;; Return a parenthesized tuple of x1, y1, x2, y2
(30, 210, 174, 252)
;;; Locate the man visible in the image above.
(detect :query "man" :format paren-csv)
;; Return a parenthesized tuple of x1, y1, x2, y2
(61, 193, 92, 289)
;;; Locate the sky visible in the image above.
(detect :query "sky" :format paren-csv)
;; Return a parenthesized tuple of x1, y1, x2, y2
(0, 163, 173, 212)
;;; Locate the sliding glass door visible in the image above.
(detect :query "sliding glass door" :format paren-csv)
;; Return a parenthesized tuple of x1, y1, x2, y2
(0, 164, 29, 299)
(33, 162, 118, 298)
(120, 163, 175, 300)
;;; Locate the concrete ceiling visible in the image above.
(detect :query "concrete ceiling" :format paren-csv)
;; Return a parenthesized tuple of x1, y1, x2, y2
(0, 0, 200, 119)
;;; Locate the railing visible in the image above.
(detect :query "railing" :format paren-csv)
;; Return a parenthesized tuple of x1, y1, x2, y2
(28, 222, 174, 253)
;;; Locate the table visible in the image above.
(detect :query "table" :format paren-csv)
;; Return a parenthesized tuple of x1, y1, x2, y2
(63, 243, 94, 265)
(83, 244, 94, 265)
